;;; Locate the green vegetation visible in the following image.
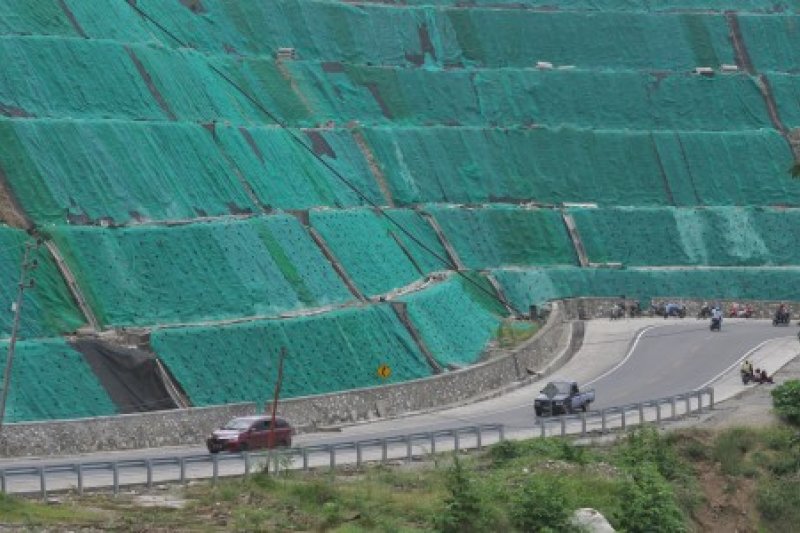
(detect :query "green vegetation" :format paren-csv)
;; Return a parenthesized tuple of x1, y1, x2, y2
(771, 379, 800, 425)
(1, 424, 799, 531)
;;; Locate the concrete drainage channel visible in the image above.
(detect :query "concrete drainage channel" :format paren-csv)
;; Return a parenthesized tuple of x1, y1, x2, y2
(0, 388, 713, 497)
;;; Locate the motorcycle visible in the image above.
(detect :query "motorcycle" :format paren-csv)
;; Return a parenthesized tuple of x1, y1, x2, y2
(710, 317, 721, 331)
(741, 369, 754, 385)
(697, 304, 712, 319)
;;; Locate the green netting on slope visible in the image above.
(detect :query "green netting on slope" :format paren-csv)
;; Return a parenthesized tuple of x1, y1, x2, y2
(651, 130, 799, 206)
(400, 0, 797, 11)
(214, 125, 385, 210)
(494, 266, 800, 312)
(150, 305, 433, 406)
(437, 11, 734, 69)
(0, 1, 78, 36)
(572, 207, 800, 266)
(364, 127, 800, 207)
(48, 215, 352, 328)
(384, 208, 452, 273)
(87, 0, 434, 64)
(0, 119, 257, 225)
(426, 205, 576, 269)
(0, 227, 84, 339)
(738, 15, 800, 72)
(0, 338, 117, 423)
(284, 63, 771, 130)
(474, 69, 770, 130)
(309, 209, 423, 296)
(766, 73, 800, 127)
(0, 37, 167, 120)
(365, 127, 670, 206)
(400, 275, 506, 367)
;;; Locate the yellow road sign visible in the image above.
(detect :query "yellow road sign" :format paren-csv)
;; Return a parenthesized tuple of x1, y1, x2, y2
(377, 364, 392, 379)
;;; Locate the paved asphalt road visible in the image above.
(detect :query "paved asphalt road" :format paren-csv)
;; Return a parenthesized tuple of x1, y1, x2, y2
(2, 319, 796, 473)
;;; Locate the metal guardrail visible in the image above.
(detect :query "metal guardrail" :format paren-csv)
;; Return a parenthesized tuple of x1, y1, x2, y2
(0, 388, 713, 498)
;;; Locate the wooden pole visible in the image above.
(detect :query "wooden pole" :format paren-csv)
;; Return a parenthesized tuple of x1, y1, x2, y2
(268, 347, 286, 448)
(0, 242, 35, 432)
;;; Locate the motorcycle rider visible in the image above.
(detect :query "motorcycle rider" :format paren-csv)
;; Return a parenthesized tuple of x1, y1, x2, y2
(711, 306, 723, 329)
(740, 359, 754, 383)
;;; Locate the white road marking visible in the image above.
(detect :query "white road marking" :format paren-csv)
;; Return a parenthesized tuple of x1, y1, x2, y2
(583, 325, 659, 387)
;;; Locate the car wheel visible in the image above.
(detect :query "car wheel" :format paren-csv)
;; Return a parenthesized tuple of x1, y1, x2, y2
(581, 403, 588, 412)
(239, 442, 249, 452)
(534, 408, 542, 417)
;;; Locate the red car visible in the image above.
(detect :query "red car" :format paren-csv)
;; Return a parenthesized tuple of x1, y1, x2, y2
(206, 416, 293, 453)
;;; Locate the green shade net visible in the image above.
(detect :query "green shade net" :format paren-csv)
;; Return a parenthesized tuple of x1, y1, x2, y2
(400, 275, 506, 367)
(738, 15, 800, 72)
(48, 216, 353, 328)
(214, 125, 385, 210)
(572, 206, 800, 266)
(150, 304, 433, 406)
(427, 204, 576, 269)
(438, 11, 733, 68)
(0, 338, 117, 422)
(398, 0, 796, 11)
(0, 119, 258, 224)
(309, 208, 441, 295)
(0, 226, 84, 339)
(495, 266, 800, 312)
(364, 127, 799, 207)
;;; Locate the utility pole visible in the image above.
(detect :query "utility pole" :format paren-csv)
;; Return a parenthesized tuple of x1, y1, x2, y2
(267, 346, 286, 448)
(0, 239, 40, 432)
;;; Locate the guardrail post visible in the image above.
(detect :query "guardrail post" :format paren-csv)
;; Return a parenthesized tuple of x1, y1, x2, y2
(146, 459, 153, 488)
(499, 425, 505, 442)
(656, 402, 662, 424)
(709, 388, 715, 409)
(560, 416, 566, 437)
(621, 409, 627, 430)
(601, 410, 607, 433)
(671, 397, 677, 419)
(39, 466, 46, 500)
(113, 463, 120, 495)
(179, 457, 187, 484)
(431, 433, 436, 454)
(698, 391, 705, 412)
(685, 394, 691, 414)
(212, 454, 219, 485)
(638, 403, 644, 424)
(406, 436, 412, 462)
(356, 443, 363, 467)
(76, 464, 83, 496)
(454, 431, 460, 452)
(475, 427, 482, 449)
(329, 447, 335, 470)
(1, 470, 6, 494)
(382, 439, 388, 462)
(302, 449, 309, 471)
(581, 412, 587, 436)
(540, 418, 546, 438)
(244, 452, 251, 477)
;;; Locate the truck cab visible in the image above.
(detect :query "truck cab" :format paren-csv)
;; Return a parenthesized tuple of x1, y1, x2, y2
(534, 380, 595, 416)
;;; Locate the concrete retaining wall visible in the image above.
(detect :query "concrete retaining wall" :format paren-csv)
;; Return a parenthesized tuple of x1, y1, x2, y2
(0, 304, 575, 457)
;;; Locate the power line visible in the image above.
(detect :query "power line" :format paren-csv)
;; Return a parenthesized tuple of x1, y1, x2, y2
(125, 1, 510, 310)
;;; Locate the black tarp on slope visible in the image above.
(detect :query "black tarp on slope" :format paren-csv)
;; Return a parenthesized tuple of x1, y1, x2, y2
(71, 339, 178, 413)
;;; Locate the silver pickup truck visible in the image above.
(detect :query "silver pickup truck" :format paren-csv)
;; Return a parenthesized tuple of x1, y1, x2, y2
(534, 380, 595, 416)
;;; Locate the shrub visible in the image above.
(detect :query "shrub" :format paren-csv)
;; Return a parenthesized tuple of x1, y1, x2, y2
(509, 475, 572, 533)
(618, 426, 681, 480)
(772, 380, 800, 426)
(488, 440, 521, 465)
(712, 428, 758, 476)
(757, 477, 800, 529)
(435, 455, 486, 533)
(616, 463, 686, 533)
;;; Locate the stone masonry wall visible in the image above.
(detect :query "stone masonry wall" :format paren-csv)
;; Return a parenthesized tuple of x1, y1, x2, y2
(0, 303, 575, 457)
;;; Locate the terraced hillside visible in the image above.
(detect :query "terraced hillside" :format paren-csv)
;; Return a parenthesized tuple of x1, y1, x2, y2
(1, 0, 799, 422)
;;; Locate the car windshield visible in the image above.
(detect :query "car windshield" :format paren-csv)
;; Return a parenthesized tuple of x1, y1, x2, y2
(222, 418, 253, 430)
(542, 382, 572, 395)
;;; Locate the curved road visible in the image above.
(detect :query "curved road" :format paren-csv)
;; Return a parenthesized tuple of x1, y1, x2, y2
(2, 319, 797, 474)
